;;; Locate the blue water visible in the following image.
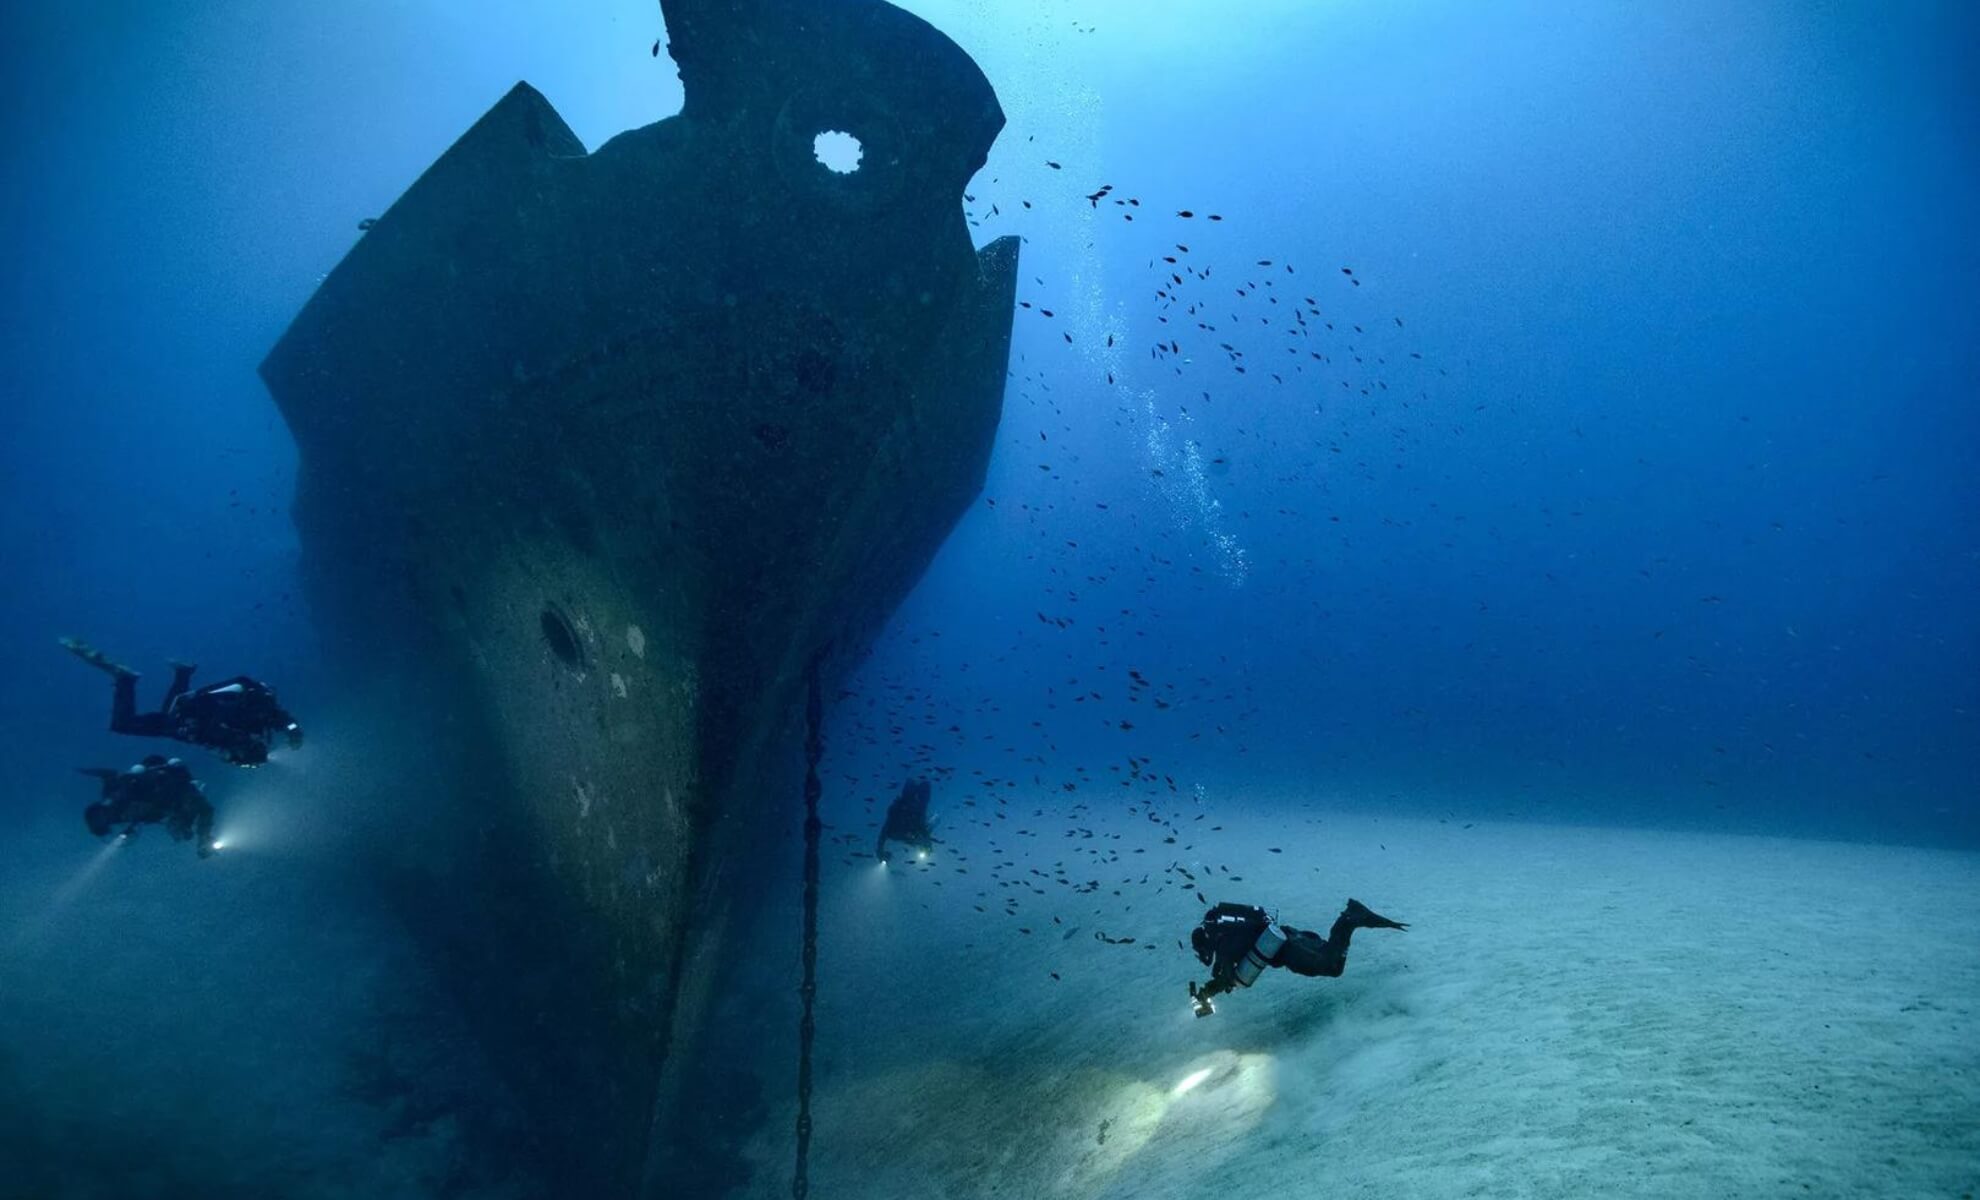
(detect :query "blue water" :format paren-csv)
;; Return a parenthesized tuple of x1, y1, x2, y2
(833, 0, 1979, 845)
(0, 2, 1974, 1196)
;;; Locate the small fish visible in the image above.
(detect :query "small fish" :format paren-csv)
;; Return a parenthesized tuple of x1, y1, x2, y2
(651, 39, 660, 57)
(1046, 160, 1063, 169)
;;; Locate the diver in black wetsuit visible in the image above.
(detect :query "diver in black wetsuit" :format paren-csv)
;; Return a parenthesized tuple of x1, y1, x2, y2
(79, 755, 218, 857)
(63, 638, 303, 767)
(1188, 899, 1407, 1017)
(876, 777, 937, 863)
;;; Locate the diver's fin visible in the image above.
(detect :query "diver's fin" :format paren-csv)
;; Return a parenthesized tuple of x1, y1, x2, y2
(59, 637, 137, 678)
(1344, 898, 1408, 931)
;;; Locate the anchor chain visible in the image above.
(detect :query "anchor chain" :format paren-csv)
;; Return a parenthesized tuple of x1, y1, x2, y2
(792, 657, 826, 1199)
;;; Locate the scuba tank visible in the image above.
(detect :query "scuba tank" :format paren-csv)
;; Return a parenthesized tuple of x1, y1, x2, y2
(1233, 924, 1286, 988)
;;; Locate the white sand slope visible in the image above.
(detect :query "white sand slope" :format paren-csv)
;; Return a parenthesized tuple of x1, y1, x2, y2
(744, 804, 1980, 1200)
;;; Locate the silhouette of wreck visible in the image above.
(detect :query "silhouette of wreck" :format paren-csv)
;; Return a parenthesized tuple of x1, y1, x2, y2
(259, 0, 1017, 1192)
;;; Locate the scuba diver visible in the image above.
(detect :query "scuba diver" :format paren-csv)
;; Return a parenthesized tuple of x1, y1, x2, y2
(62, 638, 303, 767)
(1187, 898, 1408, 1017)
(876, 777, 937, 863)
(78, 755, 218, 857)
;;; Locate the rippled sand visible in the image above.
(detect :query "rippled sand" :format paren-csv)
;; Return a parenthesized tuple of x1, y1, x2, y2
(757, 807, 1980, 1200)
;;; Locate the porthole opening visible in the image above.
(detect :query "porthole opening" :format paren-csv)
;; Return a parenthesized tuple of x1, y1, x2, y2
(812, 130, 863, 175)
(541, 607, 584, 668)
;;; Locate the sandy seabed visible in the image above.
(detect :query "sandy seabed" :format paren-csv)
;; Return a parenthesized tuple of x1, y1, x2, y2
(742, 803, 1980, 1200)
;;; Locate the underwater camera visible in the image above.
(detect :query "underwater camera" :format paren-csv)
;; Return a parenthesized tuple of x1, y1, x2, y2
(1189, 982, 1216, 1019)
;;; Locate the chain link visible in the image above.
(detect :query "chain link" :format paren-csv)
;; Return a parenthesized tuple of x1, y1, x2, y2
(792, 658, 826, 1200)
